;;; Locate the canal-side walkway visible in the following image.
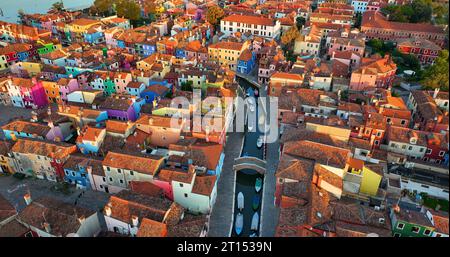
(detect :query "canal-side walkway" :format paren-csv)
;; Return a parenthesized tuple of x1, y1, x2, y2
(208, 131, 245, 237)
(260, 138, 280, 236)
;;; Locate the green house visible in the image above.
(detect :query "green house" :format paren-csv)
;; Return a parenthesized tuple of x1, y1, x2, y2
(390, 206, 435, 237)
(104, 77, 116, 96)
(37, 43, 57, 55)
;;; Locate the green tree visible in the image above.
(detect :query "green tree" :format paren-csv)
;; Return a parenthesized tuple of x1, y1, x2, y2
(281, 26, 300, 46)
(382, 0, 432, 23)
(410, 0, 432, 23)
(115, 0, 142, 21)
(92, 0, 115, 15)
(421, 50, 449, 91)
(181, 81, 193, 91)
(206, 5, 225, 27)
(296, 16, 306, 30)
(50, 1, 65, 12)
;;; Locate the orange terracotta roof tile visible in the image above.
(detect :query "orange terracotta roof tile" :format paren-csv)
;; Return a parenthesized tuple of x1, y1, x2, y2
(222, 14, 276, 26)
(103, 151, 164, 175)
(136, 218, 168, 237)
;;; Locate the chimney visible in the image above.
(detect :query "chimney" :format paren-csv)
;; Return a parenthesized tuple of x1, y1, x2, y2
(78, 215, 86, 224)
(24, 193, 32, 205)
(43, 222, 51, 233)
(433, 88, 440, 99)
(131, 215, 139, 227)
(104, 205, 112, 216)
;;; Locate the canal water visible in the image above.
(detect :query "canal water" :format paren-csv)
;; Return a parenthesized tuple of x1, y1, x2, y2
(0, 0, 94, 23)
(232, 77, 265, 237)
(232, 170, 264, 237)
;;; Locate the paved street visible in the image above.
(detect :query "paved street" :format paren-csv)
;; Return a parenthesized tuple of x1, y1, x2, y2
(0, 106, 35, 138)
(0, 174, 110, 214)
(260, 138, 280, 236)
(208, 131, 245, 237)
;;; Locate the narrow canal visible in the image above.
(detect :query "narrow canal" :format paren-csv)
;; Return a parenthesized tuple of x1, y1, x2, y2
(232, 77, 265, 237)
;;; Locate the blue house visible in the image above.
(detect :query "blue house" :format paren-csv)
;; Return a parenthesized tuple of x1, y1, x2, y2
(117, 39, 126, 49)
(133, 98, 146, 119)
(84, 29, 105, 45)
(140, 84, 170, 103)
(237, 49, 256, 74)
(63, 155, 103, 190)
(175, 47, 186, 59)
(136, 42, 156, 57)
(76, 126, 106, 155)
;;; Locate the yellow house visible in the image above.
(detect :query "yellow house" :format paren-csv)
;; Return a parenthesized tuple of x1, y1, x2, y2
(305, 122, 351, 142)
(0, 54, 8, 71)
(68, 18, 101, 33)
(360, 164, 383, 196)
(42, 81, 60, 103)
(208, 41, 250, 71)
(18, 62, 43, 76)
(0, 141, 16, 174)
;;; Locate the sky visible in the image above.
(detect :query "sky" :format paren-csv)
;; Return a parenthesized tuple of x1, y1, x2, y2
(0, 0, 95, 23)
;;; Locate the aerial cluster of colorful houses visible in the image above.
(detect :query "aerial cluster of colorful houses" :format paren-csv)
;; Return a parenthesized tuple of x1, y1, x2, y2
(0, 0, 448, 237)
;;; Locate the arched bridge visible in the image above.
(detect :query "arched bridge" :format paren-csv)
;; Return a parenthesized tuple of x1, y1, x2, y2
(233, 156, 266, 174)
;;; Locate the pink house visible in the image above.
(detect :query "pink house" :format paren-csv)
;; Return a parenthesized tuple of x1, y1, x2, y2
(327, 35, 365, 57)
(331, 50, 362, 70)
(349, 55, 397, 91)
(58, 78, 79, 101)
(17, 78, 48, 109)
(185, 40, 208, 62)
(113, 72, 132, 94)
(152, 169, 175, 201)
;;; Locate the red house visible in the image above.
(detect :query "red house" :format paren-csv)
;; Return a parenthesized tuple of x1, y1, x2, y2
(397, 38, 441, 65)
(424, 132, 449, 164)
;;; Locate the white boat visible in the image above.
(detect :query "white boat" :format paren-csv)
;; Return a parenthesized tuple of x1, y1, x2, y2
(251, 212, 259, 231)
(256, 136, 263, 148)
(237, 192, 244, 211)
(235, 213, 244, 236)
(248, 121, 254, 131)
(255, 178, 262, 193)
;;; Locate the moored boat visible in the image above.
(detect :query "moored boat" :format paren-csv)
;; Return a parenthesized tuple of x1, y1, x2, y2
(252, 194, 260, 210)
(256, 136, 263, 148)
(237, 192, 244, 211)
(251, 212, 259, 231)
(235, 213, 244, 236)
(255, 178, 262, 193)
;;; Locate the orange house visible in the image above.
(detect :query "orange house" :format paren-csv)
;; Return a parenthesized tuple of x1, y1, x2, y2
(42, 81, 60, 103)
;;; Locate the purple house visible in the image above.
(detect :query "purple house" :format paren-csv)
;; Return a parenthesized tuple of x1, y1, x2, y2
(58, 78, 79, 101)
(15, 77, 48, 109)
(99, 96, 137, 121)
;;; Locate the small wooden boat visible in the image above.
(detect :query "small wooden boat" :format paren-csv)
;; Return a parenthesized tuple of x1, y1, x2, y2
(252, 194, 260, 210)
(235, 213, 244, 236)
(255, 178, 262, 193)
(237, 192, 244, 211)
(251, 212, 259, 231)
(256, 136, 263, 148)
